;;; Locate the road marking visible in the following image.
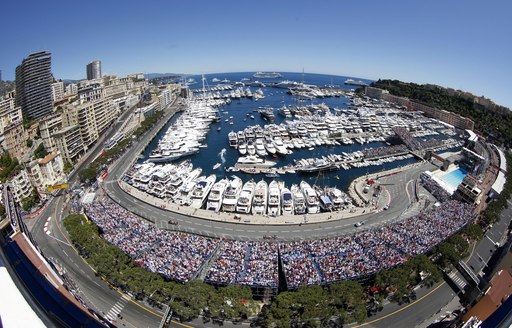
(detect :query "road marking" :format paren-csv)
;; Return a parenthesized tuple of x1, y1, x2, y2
(352, 282, 446, 327)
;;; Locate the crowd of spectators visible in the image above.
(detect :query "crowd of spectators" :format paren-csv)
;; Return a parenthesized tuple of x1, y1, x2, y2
(83, 197, 475, 289)
(422, 175, 451, 202)
(363, 144, 408, 159)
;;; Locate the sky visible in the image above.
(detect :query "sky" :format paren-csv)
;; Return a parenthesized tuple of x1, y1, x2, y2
(1, 0, 511, 107)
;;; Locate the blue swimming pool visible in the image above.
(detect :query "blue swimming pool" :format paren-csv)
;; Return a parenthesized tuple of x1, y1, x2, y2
(440, 168, 467, 190)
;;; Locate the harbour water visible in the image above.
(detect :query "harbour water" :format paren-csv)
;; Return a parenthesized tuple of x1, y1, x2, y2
(140, 72, 431, 192)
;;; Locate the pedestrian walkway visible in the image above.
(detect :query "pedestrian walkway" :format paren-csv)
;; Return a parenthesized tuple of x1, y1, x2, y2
(105, 295, 129, 322)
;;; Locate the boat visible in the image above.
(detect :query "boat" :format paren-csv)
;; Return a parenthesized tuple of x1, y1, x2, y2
(264, 138, 277, 155)
(221, 176, 243, 212)
(189, 174, 216, 209)
(148, 147, 200, 163)
(247, 139, 256, 155)
(168, 167, 202, 199)
(344, 79, 367, 87)
(300, 181, 319, 214)
(326, 187, 348, 210)
(252, 180, 268, 215)
(236, 179, 256, 213)
(291, 184, 306, 215)
(272, 137, 288, 155)
(207, 178, 230, 212)
(318, 194, 333, 212)
(211, 77, 221, 83)
(255, 139, 267, 157)
(267, 180, 281, 216)
(253, 72, 283, 79)
(176, 175, 203, 206)
(236, 155, 276, 167)
(281, 186, 294, 215)
(238, 140, 247, 155)
(213, 163, 221, 170)
(259, 107, 275, 121)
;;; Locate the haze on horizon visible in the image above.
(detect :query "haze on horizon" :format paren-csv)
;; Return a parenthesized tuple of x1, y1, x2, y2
(1, 0, 510, 108)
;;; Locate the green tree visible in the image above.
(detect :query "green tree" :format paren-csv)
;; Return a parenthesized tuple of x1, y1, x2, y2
(0, 202, 5, 217)
(463, 224, 484, 242)
(78, 167, 97, 183)
(63, 161, 73, 174)
(33, 144, 49, 159)
(26, 139, 33, 147)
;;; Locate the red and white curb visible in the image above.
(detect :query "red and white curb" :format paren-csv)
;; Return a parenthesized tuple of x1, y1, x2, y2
(43, 216, 52, 235)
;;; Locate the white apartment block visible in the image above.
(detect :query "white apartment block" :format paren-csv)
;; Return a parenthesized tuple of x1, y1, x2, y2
(53, 125, 84, 164)
(10, 170, 33, 203)
(51, 81, 64, 102)
(65, 83, 78, 96)
(26, 152, 65, 190)
(38, 113, 63, 153)
(0, 91, 23, 135)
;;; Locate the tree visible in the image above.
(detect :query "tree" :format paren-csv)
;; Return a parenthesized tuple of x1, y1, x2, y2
(26, 139, 33, 147)
(0, 202, 5, 217)
(63, 161, 73, 174)
(463, 224, 484, 242)
(33, 144, 49, 159)
(78, 167, 97, 183)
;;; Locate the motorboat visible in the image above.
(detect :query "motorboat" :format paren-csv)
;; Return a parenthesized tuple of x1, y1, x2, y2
(267, 180, 281, 216)
(221, 176, 243, 212)
(189, 174, 216, 209)
(300, 181, 319, 214)
(236, 179, 256, 213)
(281, 186, 294, 215)
(291, 184, 306, 215)
(236, 156, 276, 167)
(207, 178, 230, 212)
(252, 180, 268, 215)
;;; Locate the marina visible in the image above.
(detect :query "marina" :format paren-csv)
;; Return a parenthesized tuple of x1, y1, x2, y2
(127, 72, 466, 217)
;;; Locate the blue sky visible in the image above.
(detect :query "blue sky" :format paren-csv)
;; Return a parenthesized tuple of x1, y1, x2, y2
(1, 0, 511, 107)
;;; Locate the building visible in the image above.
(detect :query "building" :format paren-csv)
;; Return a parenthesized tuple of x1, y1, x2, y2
(15, 51, 53, 120)
(0, 91, 23, 135)
(86, 60, 102, 80)
(2, 122, 27, 160)
(65, 83, 78, 96)
(463, 270, 512, 323)
(53, 125, 84, 164)
(51, 81, 64, 102)
(38, 113, 63, 153)
(62, 98, 116, 149)
(455, 174, 483, 205)
(365, 86, 475, 130)
(10, 170, 33, 203)
(26, 153, 64, 190)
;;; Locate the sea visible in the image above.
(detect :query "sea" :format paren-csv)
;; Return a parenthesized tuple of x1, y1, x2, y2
(140, 72, 420, 192)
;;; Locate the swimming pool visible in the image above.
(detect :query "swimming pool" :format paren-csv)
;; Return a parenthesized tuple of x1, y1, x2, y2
(440, 168, 467, 190)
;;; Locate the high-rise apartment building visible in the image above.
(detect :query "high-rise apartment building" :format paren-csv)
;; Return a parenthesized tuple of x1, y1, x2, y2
(86, 60, 102, 80)
(15, 51, 53, 120)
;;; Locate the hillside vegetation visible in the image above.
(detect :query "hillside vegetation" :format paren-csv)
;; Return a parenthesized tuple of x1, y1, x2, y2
(371, 80, 512, 147)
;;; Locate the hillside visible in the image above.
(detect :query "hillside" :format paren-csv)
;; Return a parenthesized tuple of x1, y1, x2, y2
(371, 79, 512, 147)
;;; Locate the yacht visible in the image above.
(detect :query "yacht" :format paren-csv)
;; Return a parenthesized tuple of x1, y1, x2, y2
(267, 180, 281, 216)
(300, 181, 319, 214)
(253, 72, 283, 78)
(207, 178, 230, 212)
(236, 156, 276, 167)
(167, 167, 202, 199)
(176, 175, 204, 206)
(247, 139, 256, 155)
(236, 179, 256, 213)
(189, 174, 216, 209)
(221, 176, 243, 212)
(252, 180, 268, 215)
(326, 187, 346, 210)
(264, 138, 277, 155)
(273, 137, 288, 155)
(281, 186, 294, 215)
(238, 140, 247, 155)
(228, 131, 238, 147)
(255, 139, 267, 157)
(291, 184, 306, 215)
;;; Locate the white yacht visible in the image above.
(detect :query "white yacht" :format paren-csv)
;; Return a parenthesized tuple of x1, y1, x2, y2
(168, 167, 202, 199)
(252, 180, 268, 215)
(236, 179, 256, 214)
(238, 140, 247, 155)
(255, 138, 267, 157)
(326, 187, 345, 210)
(236, 156, 276, 167)
(228, 131, 237, 147)
(291, 184, 306, 215)
(273, 137, 288, 155)
(281, 186, 294, 215)
(221, 176, 243, 212)
(300, 181, 319, 214)
(176, 175, 204, 206)
(206, 178, 230, 212)
(247, 140, 256, 155)
(267, 180, 281, 216)
(264, 138, 277, 155)
(189, 174, 216, 209)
